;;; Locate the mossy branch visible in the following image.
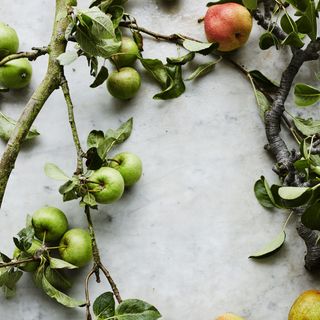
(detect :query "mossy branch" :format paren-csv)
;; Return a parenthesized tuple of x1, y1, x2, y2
(0, 0, 71, 208)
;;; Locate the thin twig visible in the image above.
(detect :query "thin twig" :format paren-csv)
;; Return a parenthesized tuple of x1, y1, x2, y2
(0, 257, 38, 268)
(85, 268, 96, 320)
(0, 47, 49, 66)
(84, 205, 122, 304)
(60, 70, 85, 175)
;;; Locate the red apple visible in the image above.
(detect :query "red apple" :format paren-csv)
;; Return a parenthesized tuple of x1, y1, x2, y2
(204, 3, 252, 52)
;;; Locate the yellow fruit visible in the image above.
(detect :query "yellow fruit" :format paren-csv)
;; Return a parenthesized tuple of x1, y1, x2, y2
(288, 290, 320, 320)
(216, 313, 245, 320)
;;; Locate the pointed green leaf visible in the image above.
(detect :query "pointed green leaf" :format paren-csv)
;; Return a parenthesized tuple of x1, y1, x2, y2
(49, 258, 78, 270)
(249, 231, 286, 258)
(0, 112, 39, 142)
(242, 0, 257, 10)
(44, 163, 70, 181)
(301, 201, 320, 230)
(90, 66, 109, 88)
(42, 275, 84, 308)
(294, 83, 320, 107)
(186, 57, 222, 81)
(293, 117, 320, 136)
(166, 52, 195, 66)
(278, 186, 310, 200)
(115, 299, 161, 320)
(93, 292, 115, 318)
(57, 51, 79, 66)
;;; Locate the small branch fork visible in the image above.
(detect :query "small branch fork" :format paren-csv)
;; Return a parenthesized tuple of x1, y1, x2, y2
(0, 47, 49, 66)
(84, 206, 122, 320)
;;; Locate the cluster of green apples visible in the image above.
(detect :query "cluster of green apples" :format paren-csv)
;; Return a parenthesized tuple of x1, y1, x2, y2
(88, 152, 143, 204)
(0, 22, 32, 89)
(107, 37, 141, 100)
(13, 206, 92, 272)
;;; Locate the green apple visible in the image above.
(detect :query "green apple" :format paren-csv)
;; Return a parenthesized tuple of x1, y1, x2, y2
(59, 228, 92, 267)
(13, 239, 42, 272)
(109, 152, 143, 187)
(289, 290, 320, 320)
(32, 207, 68, 243)
(107, 67, 141, 100)
(0, 58, 32, 89)
(88, 167, 125, 204)
(113, 36, 139, 68)
(0, 22, 19, 59)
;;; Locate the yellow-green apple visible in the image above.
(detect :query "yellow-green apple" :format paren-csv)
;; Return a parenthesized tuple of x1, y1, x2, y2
(109, 152, 143, 187)
(107, 67, 141, 100)
(59, 228, 92, 267)
(0, 58, 32, 89)
(32, 207, 68, 242)
(113, 36, 139, 68)
(0, 22, 19, 58)
(88, 167, 125, 204)
(216, 313, 245, 320)
(204, 3, 252, 52)
(13, 239, 42, 272)
(288, 290, 320, 320)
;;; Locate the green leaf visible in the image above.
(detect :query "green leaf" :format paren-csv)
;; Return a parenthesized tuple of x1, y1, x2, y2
(294, 83, 320, 107)
(249, 231, 286, 258)
(296, 15, 313, 34)
(139, 58, 168, 88)
(75, 25, 121, 59)
(249, 70, 279, 92)
(278, 186, 310, 200)
(0, 112, 39, 142)
(302, 201, 320, 230)
(44, 163, 70, 181)
(153, 65, 185, 100)
(285, 0, 309, 11)
(186, 58, 222, 81)
(79, 7, 115, 39)
(42, 274, 84, 308)
(294, 158, 310, 171)
(93, 292, 115, 319)
(57, 51, 79, 66)
(254, 176, 276, 208)
(83, 193, 97, 207)
(280, 13, 297, 34)
(87, 130, 105, 149)
(166, 52, 195, 66)
(109, 5, 124, 28)
(242, 0, 257, 10)
(105, 117, 133, 146)
(16, 226, 35, 251)
(293, 117, 320, 136)
(90, 66, 109, 88)
(45, 266, 72, 291)
(281, 32, 304, 48)
(255, 91, 271, 120)
(182, 39, 218, 54)
(115, 299, 161, 320)
(59, 179, 78, 195)
(259, 32, 278, 50)
(49, 258, 78, 270)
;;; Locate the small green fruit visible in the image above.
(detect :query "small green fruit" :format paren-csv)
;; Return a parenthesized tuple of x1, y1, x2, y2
(288, 290, 320, 320)
(88, 167, 125, 204)
(0, 22, 19, 59)
(107, 67, 141, 100)
(59, 229, 92, 267)
(110, 152, 143, 187)
(32, 207, 69, 243)
(13, 239, 42, 272)
(0, 58, 32, 89)
(113, 37, 139, 68)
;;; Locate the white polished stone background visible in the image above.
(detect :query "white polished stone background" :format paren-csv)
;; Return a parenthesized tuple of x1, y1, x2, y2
(0, 1, 320, 319)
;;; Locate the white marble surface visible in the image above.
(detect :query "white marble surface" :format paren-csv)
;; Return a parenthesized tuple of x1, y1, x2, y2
(0, 1, 319, 319)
